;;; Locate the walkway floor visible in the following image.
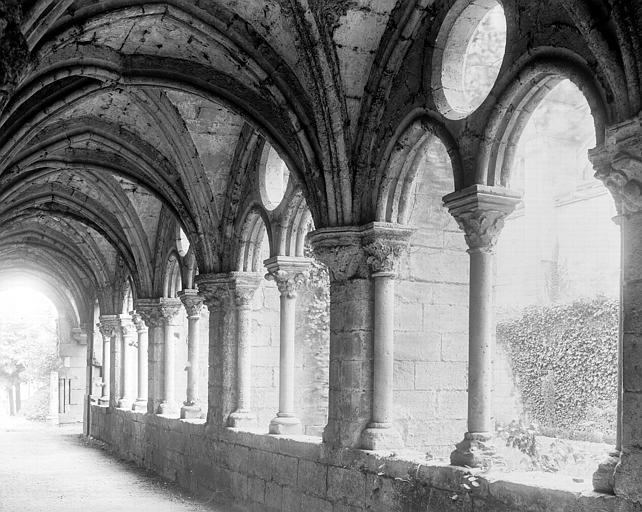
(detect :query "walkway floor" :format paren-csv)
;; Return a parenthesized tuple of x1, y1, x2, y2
(0, 416, 244, 512)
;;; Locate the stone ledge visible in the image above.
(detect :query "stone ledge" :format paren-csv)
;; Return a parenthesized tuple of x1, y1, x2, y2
(88, 406, 641, 511)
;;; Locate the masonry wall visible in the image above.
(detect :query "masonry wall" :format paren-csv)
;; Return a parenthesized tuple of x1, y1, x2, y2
(251, 279, 329, 436)
(56, 314, 86, 423)
(90, 406, 640, 512)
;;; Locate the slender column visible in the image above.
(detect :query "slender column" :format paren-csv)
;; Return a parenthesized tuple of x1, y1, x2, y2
(159, 299, 182, 415)
(117, 316, 135, 409)
(228, 273, 263, 428)
(131, 313, 148, 412)
(360, 227, 412, 450)
(444, 185, 520, 467)
(195, 274, 235, 426)
(135, 300, 164, 414)
(265, 257, 310, 435)
(178, 289, 205, 419)
(589, 120, 642, 500)
(97, 316, 118, 407)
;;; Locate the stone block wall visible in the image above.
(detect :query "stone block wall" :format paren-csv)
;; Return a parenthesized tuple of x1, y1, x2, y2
(57, 315, 86, 423)
(89, 406, 639, 512)
(392, 138, 471, 455)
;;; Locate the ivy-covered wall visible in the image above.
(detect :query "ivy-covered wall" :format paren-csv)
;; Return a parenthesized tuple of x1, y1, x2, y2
(497, 297, 618, 442)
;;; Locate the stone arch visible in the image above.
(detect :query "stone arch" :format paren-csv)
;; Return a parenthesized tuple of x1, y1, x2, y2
(375, 109, 463, 224)
(477, 55, 608, 187)
(163, 253, 183, 299)
(236, 206, 271, 273)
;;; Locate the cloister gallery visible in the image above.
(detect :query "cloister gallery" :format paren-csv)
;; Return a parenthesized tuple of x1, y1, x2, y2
(0, 0, 641, 510)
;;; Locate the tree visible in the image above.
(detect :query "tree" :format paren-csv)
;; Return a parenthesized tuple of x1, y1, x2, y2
(0, 315, 58, 415)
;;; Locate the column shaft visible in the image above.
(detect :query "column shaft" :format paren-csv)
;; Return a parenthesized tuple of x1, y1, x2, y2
(467, 248, 494, 434)
(371, 273, 395, 426)
(278, 293, 296, 416)
(160, 320, 176, 414)
(99, 335, 110, 405)
(134, 327, 148, 411)
(186, 315, 199, 405)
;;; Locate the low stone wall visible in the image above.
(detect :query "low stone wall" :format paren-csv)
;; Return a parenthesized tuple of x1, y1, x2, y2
(89, 406, 641, 512)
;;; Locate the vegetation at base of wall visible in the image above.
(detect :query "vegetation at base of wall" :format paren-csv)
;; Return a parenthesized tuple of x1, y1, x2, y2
(497, 297, 618, 442)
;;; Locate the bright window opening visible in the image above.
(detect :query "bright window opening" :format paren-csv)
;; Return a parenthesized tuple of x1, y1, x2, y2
(260, 146, 290, 211)
(436, 0, 507, 119)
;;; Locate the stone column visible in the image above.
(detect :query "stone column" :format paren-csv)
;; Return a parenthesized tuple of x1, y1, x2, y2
(97, 315, 119, 407)
(178, 289, 204, 419)
(443, 185, 520, 467)
(131, 313, 148, 412)
(589, 116, 642, 501)
(117, 316, 135, 409)
(228, 273, 263, 428)
(97, 325, 111, 406)
(265, 257, 310, 435)
(135, 300, 164, 414)
(309, 227, 372, 448)
(360, 226, 412, 450)
(195, 274, 235, 426)
(159, 299, 182, 415)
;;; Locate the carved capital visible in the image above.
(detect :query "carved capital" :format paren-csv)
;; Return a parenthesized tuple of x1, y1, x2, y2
(130, 312, 148, 332)
(160, 298, 182, 324)
(178, 288, 204, 318)
(119, 317, 135, 338)
(361, 223, 413, 276)
(264, 257, 311, 298)
(230, 272, 263, 307)
(443, 185, 521, 252)
(97, 315, 119, 339)
(589, 115, 642, 215)
(195, 273, 233, 310)
(308, 227, 368, 282)
(133, 299, 164, 328)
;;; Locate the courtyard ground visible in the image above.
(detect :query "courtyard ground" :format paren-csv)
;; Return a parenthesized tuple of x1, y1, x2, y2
(0, 416, 245, 512)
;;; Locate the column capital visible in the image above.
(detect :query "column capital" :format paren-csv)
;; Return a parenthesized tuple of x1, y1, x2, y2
(308, 223, 412, 281)
(160, 298, 182, 325)
(118, 315, 135, 338)
(129, 311, 148, 332)
(195, 273, 233, 310)
(590, 114, 642, 215)
(264, 256, 311, 298)
(361, 223, 413, 276)
(177, 288, 204, 318)
(134, 299, 164, 328)
(230, 272, 263, 307)
(443, 185, 521, 252)
(97, 315, 119, 338)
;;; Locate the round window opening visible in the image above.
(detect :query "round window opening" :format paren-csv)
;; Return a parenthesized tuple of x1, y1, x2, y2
(177, 228, 190, 257)
(435, 0, 507, 119)
(260, 145, 290, 211)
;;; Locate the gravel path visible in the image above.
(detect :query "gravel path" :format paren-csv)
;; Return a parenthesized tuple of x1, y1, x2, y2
(0, 417, 244, 512)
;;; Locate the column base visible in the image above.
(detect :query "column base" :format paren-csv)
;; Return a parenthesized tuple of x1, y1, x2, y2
(592, 450, 619, 494)
(269, 414, 302, 435)
(613, 450, 642, 503)
(361, 423, 404, 450)
(98, 396, 109, 406)
(158, 401, 176, 415)
(180, 403, 203, 419)
(450, 432, 496, 468)
(228, 410, 256, 428)
(117, 398, 132, 409)
(132, 398, 147, 412)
